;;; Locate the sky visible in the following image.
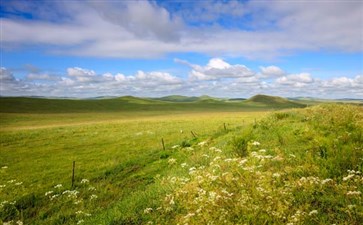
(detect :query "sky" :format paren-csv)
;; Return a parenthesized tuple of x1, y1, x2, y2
(0, 0, 362, 99)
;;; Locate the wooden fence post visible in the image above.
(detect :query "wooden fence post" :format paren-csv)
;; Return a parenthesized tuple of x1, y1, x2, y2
(161, 138, 166, 151)
(71, 161, 75, 189)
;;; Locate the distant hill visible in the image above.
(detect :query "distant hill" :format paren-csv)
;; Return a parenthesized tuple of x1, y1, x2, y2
(153, 95, 200, 102)
(228, 98, 247, 101)
(153, 95, 224, 102)
(0, 94, 308, 113)
(245, 94, 306, 108)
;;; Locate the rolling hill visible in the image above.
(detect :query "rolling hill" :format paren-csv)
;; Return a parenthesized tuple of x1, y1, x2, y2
(0, 94, 307, 113)
(245, 94, 306, 108)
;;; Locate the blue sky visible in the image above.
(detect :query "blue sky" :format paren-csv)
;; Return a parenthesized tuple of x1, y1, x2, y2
(1, 0, 362, 98)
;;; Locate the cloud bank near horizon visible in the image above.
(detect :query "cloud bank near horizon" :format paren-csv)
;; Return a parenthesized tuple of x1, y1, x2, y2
(1, 58, 362, 99)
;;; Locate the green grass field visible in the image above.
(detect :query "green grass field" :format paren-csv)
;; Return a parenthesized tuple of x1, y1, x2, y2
(0, 96, 362, 224)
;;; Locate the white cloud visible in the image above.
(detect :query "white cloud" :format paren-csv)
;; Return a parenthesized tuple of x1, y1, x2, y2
(276, 73, 314, 87)
(0, 67, 16, 82)
(90, 1, 183, 42)
(67, 67, 96, 77)
(1, 60, 362, 99)
(260, 66, 285, 77)
(1, 1, 362, 59)
(178, 58, 255, 81)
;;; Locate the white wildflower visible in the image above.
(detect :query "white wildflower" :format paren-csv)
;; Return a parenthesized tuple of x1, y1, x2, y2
(272, 173, 281, 178)
(346, 191, 361, 196)
(144, 208, 153, 214)
(252, 141, 260, 146)
(239, 159, 248, 166)
(81, 179, 89, 184)
(45, 191, 54, 196)
(50, 194, 59, 201)
(76, 210, 84, 215)
(1, 166, 8, 169)
(213, 156, 221, 161)
(343, 174, 355, 181)
(198, 141, 207, 146)
(184, 213, 195, 219)
(90, 194, 98, 200)
(321, 179, 333, 185)
(171, 145, 180, 149)
(259, 149, 266, 153)
(54, 184, 63, 189)
(224, 158, 236, 162)
(15, 182, 23, 186)
(74, 200, 82, 205)
(185, 147, 194, 151)
(0, 185, 6, 188)
(16, 220, 23, 225)
(168, 158, 177, 165)
(189, 167, 196, 174)
(88, 186, 96, 191)
(7, 180, 16, 183)
(272, 156, 284, 161)
(77, 220, 84, 224)
(309, 210, 318, 216)
(169, 197, 175, 205)
(181, 163, 188, 168)
(62, 190, 79, 198)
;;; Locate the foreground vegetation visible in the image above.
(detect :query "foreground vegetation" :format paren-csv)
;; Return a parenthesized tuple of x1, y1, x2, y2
(1, 98, 362, 224)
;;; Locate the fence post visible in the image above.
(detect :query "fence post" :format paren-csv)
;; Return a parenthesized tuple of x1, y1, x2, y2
(161, 138, 166, 151)
(71, 161, 75, 189)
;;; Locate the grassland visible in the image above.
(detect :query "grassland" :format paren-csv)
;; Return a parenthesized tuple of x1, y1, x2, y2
(0, 96, 362, 224)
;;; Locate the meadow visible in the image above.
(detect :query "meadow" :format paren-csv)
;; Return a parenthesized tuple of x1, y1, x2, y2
(0, 96, 362, 224)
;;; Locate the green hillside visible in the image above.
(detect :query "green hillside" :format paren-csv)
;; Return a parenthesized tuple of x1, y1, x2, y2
(245, 94, 306, 108)
(0, 95, 306, 114)
(152, 95, 200, 102)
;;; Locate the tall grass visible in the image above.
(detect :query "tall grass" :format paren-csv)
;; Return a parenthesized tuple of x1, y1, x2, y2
(0, 111, 262, 224)
(141, 104, 363, 225)
(1, 104, 362, 224)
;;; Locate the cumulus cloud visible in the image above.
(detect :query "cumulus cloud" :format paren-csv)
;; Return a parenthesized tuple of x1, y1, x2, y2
(67, 67, 96, 77)
(1, 60, 362, 99)
(0, 67, 16, 82)
(1, 0, 362, 59)
(260, 66, 285, 77)
(90, 1, 183, 42)
(176, 58, 255, 81)
(276, 73, 314, 87)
